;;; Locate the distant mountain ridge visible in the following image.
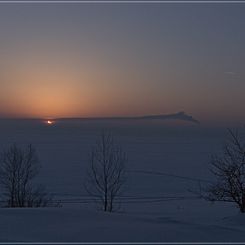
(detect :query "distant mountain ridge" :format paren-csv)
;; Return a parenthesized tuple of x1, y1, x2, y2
(56, 112, 200, 124)
(138, 112, 200, 124)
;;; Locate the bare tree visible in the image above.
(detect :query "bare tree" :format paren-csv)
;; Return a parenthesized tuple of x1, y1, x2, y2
(205, 128, 245, 212)
(0, 144, 52, 207)
(85, 132, 127, 212)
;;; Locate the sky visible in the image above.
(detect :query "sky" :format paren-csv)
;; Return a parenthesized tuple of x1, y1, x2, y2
(0, 3, 244, 124)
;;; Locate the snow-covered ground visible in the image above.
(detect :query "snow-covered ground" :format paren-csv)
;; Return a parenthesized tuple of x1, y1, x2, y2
(0, 119, 244, 242)
(1, 201, 245, 242)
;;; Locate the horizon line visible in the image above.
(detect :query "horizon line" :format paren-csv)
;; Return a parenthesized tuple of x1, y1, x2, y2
(0, 112, 200, 124)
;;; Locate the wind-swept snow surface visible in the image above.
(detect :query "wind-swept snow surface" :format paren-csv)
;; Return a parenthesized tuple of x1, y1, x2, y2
(0, 120, 244, 242)
(0, 203, 245, 242)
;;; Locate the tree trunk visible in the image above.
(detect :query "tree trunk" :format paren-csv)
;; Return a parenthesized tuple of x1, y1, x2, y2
(240, 194, 245, 213)
(104, 189, 108, 212)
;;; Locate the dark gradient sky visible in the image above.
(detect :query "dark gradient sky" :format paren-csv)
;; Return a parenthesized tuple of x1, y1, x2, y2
(0, 3, 244, 124)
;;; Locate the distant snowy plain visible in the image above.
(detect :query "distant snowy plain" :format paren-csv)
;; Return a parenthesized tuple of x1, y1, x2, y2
(0, 119, 244, 242)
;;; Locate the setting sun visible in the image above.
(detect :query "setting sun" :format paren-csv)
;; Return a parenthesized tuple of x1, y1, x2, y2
(45, 120, 54, 125)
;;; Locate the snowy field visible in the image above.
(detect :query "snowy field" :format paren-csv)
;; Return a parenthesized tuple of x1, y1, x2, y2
(0, 119, 244, 242)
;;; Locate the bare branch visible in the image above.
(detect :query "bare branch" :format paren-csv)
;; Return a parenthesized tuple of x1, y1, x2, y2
(84, 132, 127, 212)
(204, 128, 245, 212)
(0, 144, 52, 207)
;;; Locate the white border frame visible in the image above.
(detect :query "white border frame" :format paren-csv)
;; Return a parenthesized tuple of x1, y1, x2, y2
(0, 0, 244, 244)
(0, 1, 245, 3)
